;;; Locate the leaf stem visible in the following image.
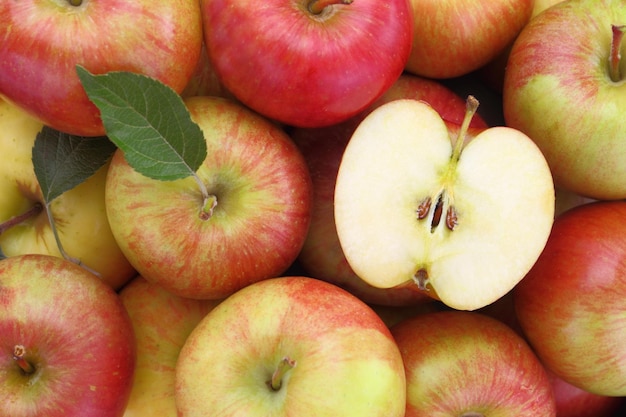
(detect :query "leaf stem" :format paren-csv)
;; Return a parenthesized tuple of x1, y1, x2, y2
(609, 25, 625, 83)
(44, 202, 101, 277)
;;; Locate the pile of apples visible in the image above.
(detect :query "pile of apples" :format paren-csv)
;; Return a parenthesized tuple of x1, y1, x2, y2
(1, 0, 626, 416)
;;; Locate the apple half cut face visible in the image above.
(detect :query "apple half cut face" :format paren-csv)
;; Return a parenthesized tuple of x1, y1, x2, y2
(334, 98, 555, 311)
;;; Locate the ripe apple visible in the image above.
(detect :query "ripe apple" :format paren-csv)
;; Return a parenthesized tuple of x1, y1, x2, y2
(333, 97, 555, 310)
(405, 0, 534, 79)
(391, 310, 556, 416)
(175, 276, 406, 417)
(291, 73, 487, 307)
(119, 276, 221, 417)
(0, 254, 136, 417)
(0, 0, 203, 136)
(105, 96, 312, 300)
(547, 370, 625, 417)
(503, 0, 626, 200)
(200, 0, 414, 128)
(514, 200, 626, 396)
(0, 99, 136, 290)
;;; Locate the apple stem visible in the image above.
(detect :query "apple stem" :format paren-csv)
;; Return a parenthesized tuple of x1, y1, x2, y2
(609, 25, 625, 83)
(190, 172, 215, 220)
(68, 0, 83, 6)
(13, 345, 35, 375)
(43, 202, 102, 278)
(451, 95, 479, 163)
(268, 356, 297, 391)
(0, 203, 43, 235)
(308, 0, 353, 15)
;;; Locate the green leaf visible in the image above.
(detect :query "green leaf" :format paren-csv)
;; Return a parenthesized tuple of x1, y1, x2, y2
(76, 65, 207, 181)
(32, 127, 117, 202)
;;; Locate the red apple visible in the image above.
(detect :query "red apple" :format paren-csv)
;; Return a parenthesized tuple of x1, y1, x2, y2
(200, 0, 414, 128)
(391, 310, 556, 416)
(291, 74, 486, 306)
(405, 0, 534, 79)
(119, 276, 221, 417)
(514, 201, 626, 396)
(0, 0, 203, 136)
(175, 276, 406, 417)
(0, 254, 136, 417)
(105, 96, 312, 300)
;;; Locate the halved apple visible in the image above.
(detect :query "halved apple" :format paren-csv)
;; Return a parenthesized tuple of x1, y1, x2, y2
(334, 98, 554, 310)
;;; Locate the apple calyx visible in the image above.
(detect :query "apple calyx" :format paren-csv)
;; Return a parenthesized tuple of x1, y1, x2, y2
(267, 356, 297, 391)
(307, 0, 353, 15)
(0, 203, 43, 235)
(13, 345, 35, 375)
(609, 24, 626, 83)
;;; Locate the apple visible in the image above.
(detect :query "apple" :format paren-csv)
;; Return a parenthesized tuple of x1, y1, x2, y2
(514, 200, 626, 396)
(547, 370, 625, 417)
(105, 96, 312, 300)
(0, 0, 203, 136)
(503, 0, 626, 200)
(200, 0, 414, 128)
(0, 98, 136, 290)
(333, 97, 555, 311)
(404, 0, 534, 79)
(0, 254, 136, 417)
(291, 73, 487, 307)
(119, 275, 221, 417)
(175, 276, 406, 417)
(391, 310, 557, 416)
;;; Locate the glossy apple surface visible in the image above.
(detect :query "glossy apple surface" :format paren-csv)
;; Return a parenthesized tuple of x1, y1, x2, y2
(201, 0, 413, 127)
(0, 99, 136, 290)
(175, 276, 406, 417)
(514, 201, 626, 396)
(503, 0, 626, 199)
(0, 0, 203, 136)
(119, 276, 221, 417)
(391, 310, 556, 416)
(405, 0, 534, 78)
(105, 96, 312, 300)
(0, 254, 136, 417)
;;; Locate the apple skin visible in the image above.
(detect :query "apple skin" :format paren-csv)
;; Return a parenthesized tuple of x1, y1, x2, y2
(0, 99, 137, 290)
(0, 254, 136, 417)
(391, 310, 556, 417)
(514, 201, 626, 396)
(291, 74, 486, 307)
(0, 0, 203, 137)
(175, 276, 406, 417)
(502, 0, 626, 200)
(405, 0, 534, 79)
(547, 370, 625, 417)
(119, 276, 221, 417)
(201, 0, 414, 128)
(105, 96, 312, 300)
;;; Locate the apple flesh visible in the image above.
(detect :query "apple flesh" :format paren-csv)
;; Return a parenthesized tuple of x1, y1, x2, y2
(0, 254, 136, 417)
(334, 97, 555, 310)
(175, 276, 406, 417)
(391, 310, 557, 416)
(105, 96, 312, 300)
(292, 74, 487, 307)
(514, 201, 626, 396)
